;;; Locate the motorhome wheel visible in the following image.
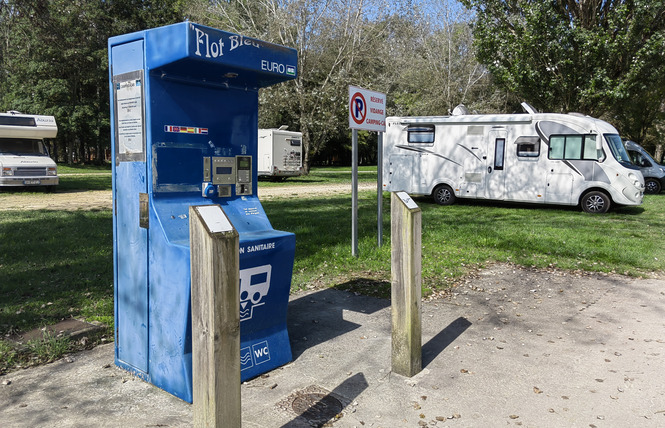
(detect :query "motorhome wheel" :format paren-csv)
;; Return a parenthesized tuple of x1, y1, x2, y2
(644, 178, 661, 194)
(433, 184, 456, 206)
(581, 191, 610, 214)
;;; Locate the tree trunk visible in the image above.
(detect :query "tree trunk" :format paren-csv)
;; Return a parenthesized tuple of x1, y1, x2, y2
(48, 141, 56, 162)
(80, 140, 86, 163)
(96, 126, 103, 164)
(68, 138, 76, 165)
(300, 114, 311, 174)
(655, 144, 664, 164)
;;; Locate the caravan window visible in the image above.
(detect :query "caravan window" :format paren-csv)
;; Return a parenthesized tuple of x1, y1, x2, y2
(0, 116, 36, 126)
(549, 136, 565, 159)
(548, 134, 600, 161)
(564, 135, 583, 159)
(583, 135, 598, 159)
(407, 125, 435, 144)
(0, 138, 48, 155)
(494, 138, 505, 170)
(515, 136, 540, 157)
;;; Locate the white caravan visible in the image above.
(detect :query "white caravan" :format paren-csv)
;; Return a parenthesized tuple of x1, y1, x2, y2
(257, 128, 304, 179)
(382, 104, 644, 213)
(0, 111, 58, 190)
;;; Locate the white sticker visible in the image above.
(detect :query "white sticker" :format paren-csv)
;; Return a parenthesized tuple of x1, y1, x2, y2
(196, 205, 233, 233)
(396, 191, 419, 210)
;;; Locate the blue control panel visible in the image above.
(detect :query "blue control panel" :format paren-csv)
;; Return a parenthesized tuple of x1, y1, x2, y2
(109, 22, 297, 403)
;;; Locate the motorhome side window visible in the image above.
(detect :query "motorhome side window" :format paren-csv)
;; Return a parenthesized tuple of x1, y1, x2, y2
(494, 138, 505, 170)
(515, 136, 540, 157)
(407, 125, 435, 144)
(548, 134, 599, 161)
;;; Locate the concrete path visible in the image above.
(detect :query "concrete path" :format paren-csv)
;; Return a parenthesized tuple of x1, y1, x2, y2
(2, 264, 665, 427)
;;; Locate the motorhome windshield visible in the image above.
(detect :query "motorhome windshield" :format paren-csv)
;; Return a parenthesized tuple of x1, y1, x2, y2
(0, 138, 48, 155)
(604, 134, 632, 165)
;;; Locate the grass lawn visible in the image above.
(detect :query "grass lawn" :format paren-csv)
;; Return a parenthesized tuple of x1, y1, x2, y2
(0, 209, 113, 372)
(57, 163, 112, 174)
(1, 164, 664, 373)
(258, 165, 377, 186)
(266, 192, 665, 298)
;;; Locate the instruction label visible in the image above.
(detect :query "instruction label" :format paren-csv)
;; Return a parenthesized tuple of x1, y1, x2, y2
(116, 79, 144, 155)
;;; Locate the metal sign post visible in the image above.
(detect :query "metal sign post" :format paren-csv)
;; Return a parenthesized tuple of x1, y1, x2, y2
(348, 85, 386, 256)
(377, 132, 383, 247)
(352, 129, 359, 256)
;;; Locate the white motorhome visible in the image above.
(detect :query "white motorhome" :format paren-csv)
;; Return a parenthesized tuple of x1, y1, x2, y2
(383, 104, 644, 213)
(0, 111, 58, 190)
(257, 128, 304, 179)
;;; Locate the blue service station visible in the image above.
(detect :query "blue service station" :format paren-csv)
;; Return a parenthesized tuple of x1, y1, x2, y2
(108, 22, 298, 402)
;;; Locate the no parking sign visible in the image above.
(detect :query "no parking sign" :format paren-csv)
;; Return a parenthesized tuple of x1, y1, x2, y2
(348, 85, 387, 257)
(348, 85, 386, 132)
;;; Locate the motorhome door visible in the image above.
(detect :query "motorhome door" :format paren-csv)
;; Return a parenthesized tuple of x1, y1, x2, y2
(486, 129, 507, 200)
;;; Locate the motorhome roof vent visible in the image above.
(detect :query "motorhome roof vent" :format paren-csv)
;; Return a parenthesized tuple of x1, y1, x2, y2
(451, 104, 469, 116)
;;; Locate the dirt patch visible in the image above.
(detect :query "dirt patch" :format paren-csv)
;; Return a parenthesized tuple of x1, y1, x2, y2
(0, 190, 112, 211)
(9, 319, 105, 344)
(0, 183, 377, 211)
(259, 182, 376, 200)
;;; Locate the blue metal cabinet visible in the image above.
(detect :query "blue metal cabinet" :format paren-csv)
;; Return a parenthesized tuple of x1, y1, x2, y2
(109, 22, 298, 403)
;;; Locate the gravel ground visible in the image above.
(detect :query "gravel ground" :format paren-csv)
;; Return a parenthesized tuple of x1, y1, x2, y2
(0, 182, 377, 211)
(2, 177, 664, 427)
(2, 264, 665, 427)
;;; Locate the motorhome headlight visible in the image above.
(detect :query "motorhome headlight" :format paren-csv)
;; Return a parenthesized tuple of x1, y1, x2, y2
(2, 167, 13, 176)
(47, 167, 57, 176)
(628, 172, 640, 186)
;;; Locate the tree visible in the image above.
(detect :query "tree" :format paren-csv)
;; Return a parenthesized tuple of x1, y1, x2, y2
(0, 0, 186, 164)
(187, 0, 395, 171)
(381, 1, 515, 117)
(461, 0, 665, 151)
(186, 0, 510, 167)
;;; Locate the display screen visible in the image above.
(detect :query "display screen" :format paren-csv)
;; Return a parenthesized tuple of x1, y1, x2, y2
(216, 166, 233, 175)
(153, 147, 202, 187)
(237, 157, 250, 169)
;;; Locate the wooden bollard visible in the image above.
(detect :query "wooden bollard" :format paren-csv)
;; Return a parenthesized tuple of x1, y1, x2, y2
(390, 192, 422, 377)
(190, 205, 241, 428)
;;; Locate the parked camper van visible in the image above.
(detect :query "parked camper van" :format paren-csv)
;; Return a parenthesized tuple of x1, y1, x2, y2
(0, 111, 58, 190)
(382, 104, 644, 213)
(257, 128, 304, 179)
(624, 140, 665, 194)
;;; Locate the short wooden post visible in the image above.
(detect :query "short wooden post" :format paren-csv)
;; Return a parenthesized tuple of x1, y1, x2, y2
(190, 205, 241, 428)
(390, 192, 422, 377)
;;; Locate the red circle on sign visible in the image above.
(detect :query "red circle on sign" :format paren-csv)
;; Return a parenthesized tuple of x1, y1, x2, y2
(350, 92, 367, 125)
